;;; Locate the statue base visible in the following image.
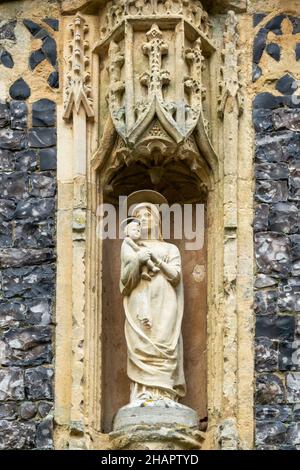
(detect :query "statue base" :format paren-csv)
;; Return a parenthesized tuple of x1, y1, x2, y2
(110, 399, 205, 450)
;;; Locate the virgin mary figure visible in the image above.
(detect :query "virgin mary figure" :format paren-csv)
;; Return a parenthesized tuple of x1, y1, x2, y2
(119, 190, 186, 403)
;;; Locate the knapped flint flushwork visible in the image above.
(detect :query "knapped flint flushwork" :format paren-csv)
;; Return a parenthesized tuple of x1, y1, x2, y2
(0, 60, 56, 447)
(254, 13, 300, 450)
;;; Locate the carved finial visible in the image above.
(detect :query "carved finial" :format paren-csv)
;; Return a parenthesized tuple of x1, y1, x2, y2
(218, 10, 243, 119)
(141, 24, 170, 99)
(63, 13, 94, 121)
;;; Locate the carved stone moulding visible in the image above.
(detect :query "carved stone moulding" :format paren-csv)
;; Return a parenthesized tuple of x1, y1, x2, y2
(110, 403, 205, 450)
(94, 15, 215, 169)
(97, 126, 211, 205)
(110, 425, 205, 450)
(61, 1, 247, 16)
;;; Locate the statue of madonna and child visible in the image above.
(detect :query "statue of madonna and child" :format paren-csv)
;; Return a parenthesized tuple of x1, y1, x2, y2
(113, 190, 199, 434)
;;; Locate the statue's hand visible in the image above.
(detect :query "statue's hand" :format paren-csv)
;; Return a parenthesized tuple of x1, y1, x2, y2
(138, 248, 151, 264)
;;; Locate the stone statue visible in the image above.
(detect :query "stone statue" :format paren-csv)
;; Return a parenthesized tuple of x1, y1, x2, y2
(119, 190, 186, 404)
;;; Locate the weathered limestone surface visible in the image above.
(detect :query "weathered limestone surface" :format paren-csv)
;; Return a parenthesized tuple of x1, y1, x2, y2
(0, 0, 58, 449)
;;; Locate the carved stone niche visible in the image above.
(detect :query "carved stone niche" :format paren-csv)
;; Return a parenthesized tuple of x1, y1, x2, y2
(89, 1, 219, 450)
(57, 0, 254, 451)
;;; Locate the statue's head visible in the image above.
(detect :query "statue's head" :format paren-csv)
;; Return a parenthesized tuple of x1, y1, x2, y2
(132, 203, 162, 240)
(125, 220, 141, 240)
(125, 190, 166, 240)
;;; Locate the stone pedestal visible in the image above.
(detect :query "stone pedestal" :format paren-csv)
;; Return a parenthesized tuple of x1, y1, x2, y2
(110, 400, 205, 450)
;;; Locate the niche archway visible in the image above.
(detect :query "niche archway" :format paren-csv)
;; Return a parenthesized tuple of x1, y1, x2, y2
(98, 144, 213, 433)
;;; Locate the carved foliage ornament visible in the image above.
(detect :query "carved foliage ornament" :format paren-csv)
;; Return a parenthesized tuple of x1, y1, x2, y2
(218, 10, 243, 118)
(106, 21, 209, 146)
(99, 0, 212, 41)
(64, 13, 94, 120)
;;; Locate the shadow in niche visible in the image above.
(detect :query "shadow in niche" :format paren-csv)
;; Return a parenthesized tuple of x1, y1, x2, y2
(101, 161, 208, 433)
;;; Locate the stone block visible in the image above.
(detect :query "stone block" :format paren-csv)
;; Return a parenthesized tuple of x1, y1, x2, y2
(255, 232, 291, 278)
(256, 315, 295, 341)
(256, 374, 285, 404)
(286, 373, 300, 403)
(0, 368, 24, 400)
(255, 337, 278, 372)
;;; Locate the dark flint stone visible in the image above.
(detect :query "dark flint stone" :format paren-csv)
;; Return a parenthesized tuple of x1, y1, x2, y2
(23, 19, 42, 37)
(0, 49, 14, 68)
(39, 147, 57, 170)
(42, 36, 57, 67)
(10, 101, 28, 130)
(0, 20, 17, 41)
(29, 49, 45, 71)
(38, 402, 52, 418)
(255, 132, 300, 163)
(256, 405, 292, 422)
(9, 78, 31, 101)
(279, 341, 300, 371)
(253, 64, 262, 82)
(289, 161, 300, 199)
(0, 172, 29, 200)
(273, 108, 300, 131)
(28, 128, 56, 148)
(287, 423, 300, 446)
(26, 298, 52, 325)
(0, 368, 24, 401)
(296, 44, 300, 61)
(255, 232, 291, 277)
(296, 316, 300, 338)
(256, 421, 286, 446)
(255, 180, 288, 203)
(286, 373, 300, 403)
(256, 373, 285, 404)
(290, 16, 300, 34)
(32, 99, 55, 127)
(276, 74, 297, 95)
(19, 402, 37, 420)
(253, 28, 268, 64)
(269, 203, 299, 234)
(255, 337, 278, 372)
(256, 315, 295, 341)
(0, 221, 13, 247)
(265, 15, 285, 34)
(25, 366, 53, 400)
(15, 149, 38, 171)
(36, 418, 53, 449)
(4, 325, 52, 348)
(254, 204, 269, 232)
(14, 198, 55, 222)
(253, 14, 266, 27)
(0, 403, 18, 421)
(1, 342, 52, 367)
(0, 102, 10, 127)
(0, 301, 26, 327)
(0, 248, 55, 268)
(0, 199, 16, 220)
(253, 93, 284, 110)
(35, 29, 51, 41)
(0, 420, 35, 450)
(278, 278, 300, 312)
(14, 220, 55, 249)
(254, 290, 278, 315)
(290, 235, 300, 261)
(48, 71, 59, 89)
(0, 149, 15, 171)
(253, 109, 273, 133)
(30, 174, 56, 198)
(0, 128, 27, 150)
(255, 162, 288, 180)
(266, 43, 280, 62)
(256, 445, 279, 450)
(2, 265, 55, 299)
(293, 404, 300, 420)
(43, 18, 59, 31)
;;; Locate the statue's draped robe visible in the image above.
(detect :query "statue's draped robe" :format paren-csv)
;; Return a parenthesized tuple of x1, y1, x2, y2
(120, 239, 186, 399)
